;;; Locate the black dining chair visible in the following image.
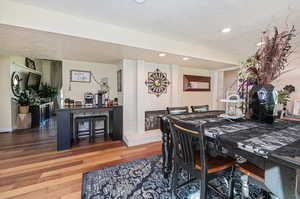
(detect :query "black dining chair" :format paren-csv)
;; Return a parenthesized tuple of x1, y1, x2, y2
(168, 116, 236, 199)
(191, 105, 209, 113)
(167, 106, 189, 115)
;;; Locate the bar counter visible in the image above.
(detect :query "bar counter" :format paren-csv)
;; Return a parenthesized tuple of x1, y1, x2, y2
(56, 105, 123, 151)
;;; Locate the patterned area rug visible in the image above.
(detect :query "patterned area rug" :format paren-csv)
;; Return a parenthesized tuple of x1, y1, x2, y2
(82, 155, 268, 199)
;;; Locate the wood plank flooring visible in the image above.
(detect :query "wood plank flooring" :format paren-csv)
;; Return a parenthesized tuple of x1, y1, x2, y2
(0, 119, 162, 199)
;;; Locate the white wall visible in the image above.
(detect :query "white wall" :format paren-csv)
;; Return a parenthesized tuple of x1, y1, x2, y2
(62, 59, 118, 102)
(121, 59, 216, 146)
(0, 56, 12, 132)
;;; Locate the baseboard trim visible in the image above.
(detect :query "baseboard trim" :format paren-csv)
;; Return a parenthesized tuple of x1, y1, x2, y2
(123, 130, 161, 146)
(0, 128, 13, 133)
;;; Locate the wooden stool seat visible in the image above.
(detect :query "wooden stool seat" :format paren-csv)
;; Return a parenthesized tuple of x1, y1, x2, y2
(195, 152, 236, 173)
(239, 162, 265, 182)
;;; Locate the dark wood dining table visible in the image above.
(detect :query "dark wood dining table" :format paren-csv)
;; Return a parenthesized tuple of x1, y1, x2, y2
(160, 111, 300, 199)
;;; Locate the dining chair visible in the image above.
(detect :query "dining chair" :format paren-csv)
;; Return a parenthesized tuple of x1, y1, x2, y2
(167, 106, 189, 115)
(168, 116, 236, 199)
(191, 105, 209, 113)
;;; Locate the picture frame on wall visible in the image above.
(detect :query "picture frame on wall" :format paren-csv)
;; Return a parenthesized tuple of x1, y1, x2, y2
(70, 70, 91, 83)
(117, 70, 122, 92)
(25, 58, 36, 70)
(183, 75, 211, 91)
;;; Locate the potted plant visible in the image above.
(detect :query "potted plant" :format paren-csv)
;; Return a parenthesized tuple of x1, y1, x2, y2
(18, 90, 30, 114)
(38, 83, 59, 103)
(278, 85, 295, 117)
(238, 26, 296, 123)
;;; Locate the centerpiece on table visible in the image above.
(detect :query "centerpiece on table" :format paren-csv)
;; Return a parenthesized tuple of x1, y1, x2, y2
(238, 26, 296, 124)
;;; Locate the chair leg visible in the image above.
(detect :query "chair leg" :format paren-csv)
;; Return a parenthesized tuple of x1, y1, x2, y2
(171, 165, 179, 199)
(228, 166, 236, 199)
(200, 172, 207, 199)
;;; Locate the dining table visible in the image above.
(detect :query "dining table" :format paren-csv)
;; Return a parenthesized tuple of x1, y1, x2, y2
(160, 111, 300, 199)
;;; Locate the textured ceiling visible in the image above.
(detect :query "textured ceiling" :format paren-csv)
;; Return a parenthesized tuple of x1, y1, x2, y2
(10, 0, 300, 60)
(0, 24, 232, 69)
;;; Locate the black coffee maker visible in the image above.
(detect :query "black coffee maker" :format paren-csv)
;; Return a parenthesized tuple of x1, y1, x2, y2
(97, 92, 105, 106)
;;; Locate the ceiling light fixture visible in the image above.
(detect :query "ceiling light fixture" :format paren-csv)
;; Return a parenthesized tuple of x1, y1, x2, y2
(135, 0, 145, 4)
(221, 27, 231, 33)
(182, 57, 189, 61)
(158, 53, 166, 57)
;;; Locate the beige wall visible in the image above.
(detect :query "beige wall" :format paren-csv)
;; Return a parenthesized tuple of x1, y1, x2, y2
(180, 67, 213, 109)
(223, 69, 239, 96)
(0, 56, 12, 131)
(40, 60, 51, 85)
(273, 58, 300, 113)
(62, 59, 118, 102)
(221, 59, 300, 114)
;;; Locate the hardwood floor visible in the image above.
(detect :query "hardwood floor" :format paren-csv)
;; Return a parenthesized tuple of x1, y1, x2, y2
(0, 119, 162, 199)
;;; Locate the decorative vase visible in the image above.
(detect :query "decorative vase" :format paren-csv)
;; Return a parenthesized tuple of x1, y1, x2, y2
(249, 84, 278, 124)
(19, 106, 29, 114)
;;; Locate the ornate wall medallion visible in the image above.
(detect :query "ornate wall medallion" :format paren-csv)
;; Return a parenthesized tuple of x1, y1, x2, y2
(145, 69, 170, 97)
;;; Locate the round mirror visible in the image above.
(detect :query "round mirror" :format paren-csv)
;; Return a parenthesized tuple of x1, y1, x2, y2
(11, 72, 21, 97)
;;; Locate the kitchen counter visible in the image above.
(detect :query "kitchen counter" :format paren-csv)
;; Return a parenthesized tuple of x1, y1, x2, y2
(56, 105, 123, 151)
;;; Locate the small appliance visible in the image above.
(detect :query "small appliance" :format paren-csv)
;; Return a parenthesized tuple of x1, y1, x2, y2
(84, 92, 94, 105)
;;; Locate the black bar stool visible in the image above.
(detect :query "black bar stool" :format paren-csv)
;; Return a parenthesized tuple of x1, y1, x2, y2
(91, 115, 108, 143)
(74, 116, 93, 144)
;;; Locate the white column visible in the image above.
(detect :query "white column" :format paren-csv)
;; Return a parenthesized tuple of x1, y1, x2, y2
(136, 60, 146, 134)
(122, 59, 138, 142)
(0, 56, 12, 132)
(211, 71, 224, 110)
(170, 64, 181, 107)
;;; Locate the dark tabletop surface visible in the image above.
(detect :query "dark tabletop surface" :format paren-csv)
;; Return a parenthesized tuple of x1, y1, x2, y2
(57, 104, 122, 111)
(169, 113, 300, 169)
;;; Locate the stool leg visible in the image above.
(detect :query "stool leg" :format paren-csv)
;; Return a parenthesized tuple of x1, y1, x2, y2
(104, 118, 108, 139)
(93, 120, 96, 143)
(89, 119, 93, 143)
(75, 121, 79, 144)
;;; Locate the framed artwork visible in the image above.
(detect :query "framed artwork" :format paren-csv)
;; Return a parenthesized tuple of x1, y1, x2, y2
(183, 75, 211, 91)
(117, 70, 122, 92)
(70, 70, 91, 83)
(145, 68, 170, 97)
(25, 58, 36, 70)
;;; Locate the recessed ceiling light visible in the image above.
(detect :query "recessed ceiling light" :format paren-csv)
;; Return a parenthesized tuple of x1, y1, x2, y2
(182, 57, 189, 61)
(256, 42, 265, 46)
(221, 28, 231, 33)
(158, 53, 166, 57)
(135, 0, 145, 4)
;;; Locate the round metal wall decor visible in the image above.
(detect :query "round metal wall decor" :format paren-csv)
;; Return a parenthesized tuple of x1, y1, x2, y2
(145, 68, 170, 97)
(11, 72, 22, 97)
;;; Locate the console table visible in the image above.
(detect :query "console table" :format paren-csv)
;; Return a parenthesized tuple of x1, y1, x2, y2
(56, 105, 123, 151)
